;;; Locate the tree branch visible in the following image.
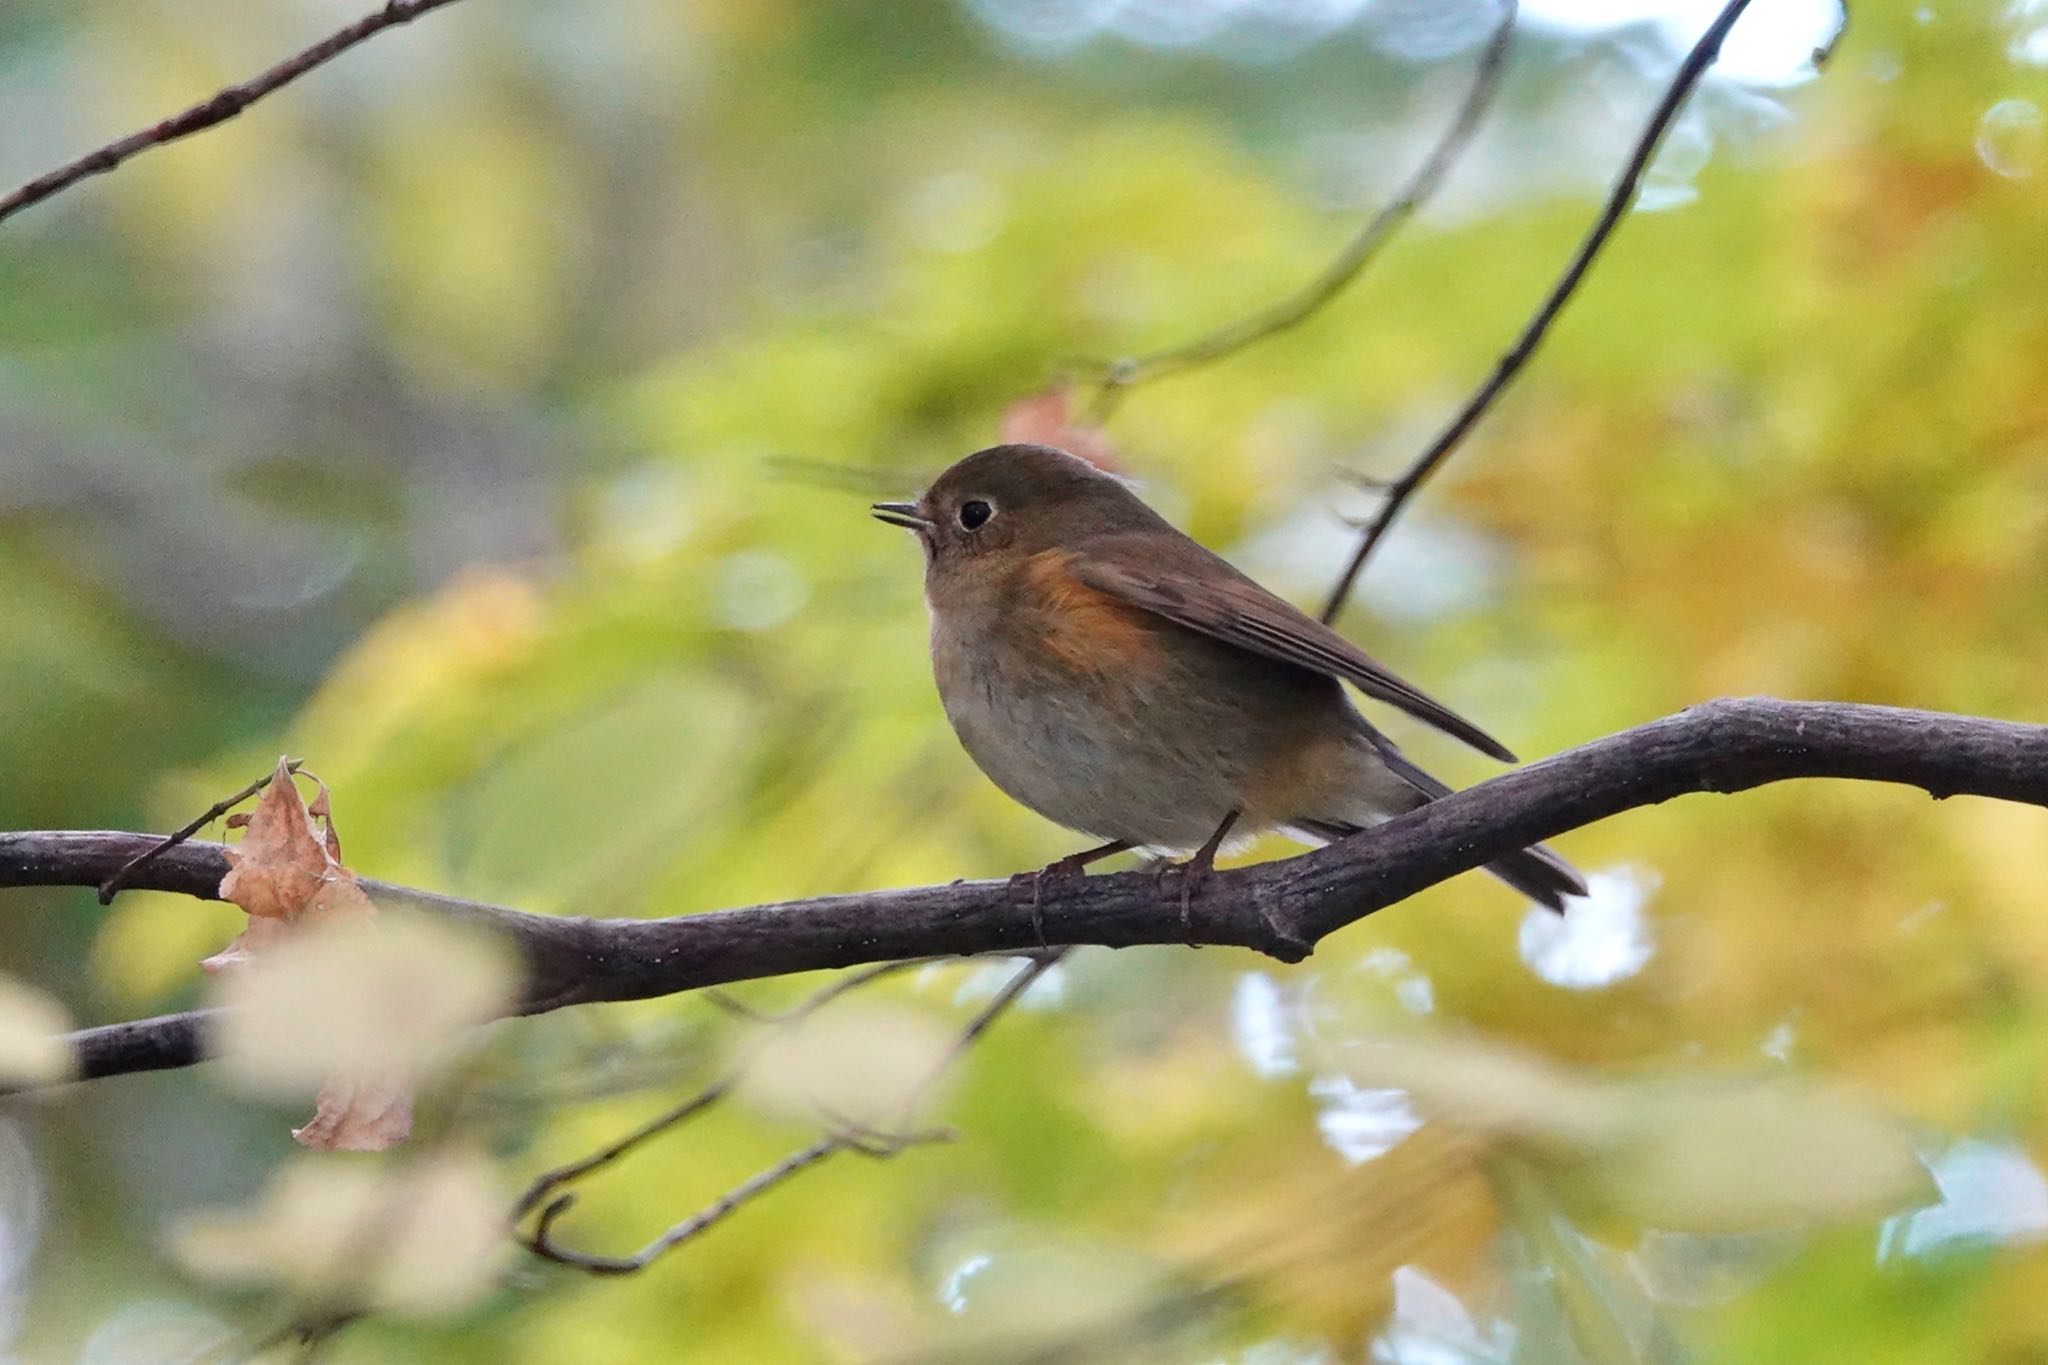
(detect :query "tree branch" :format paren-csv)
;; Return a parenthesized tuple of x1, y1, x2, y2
(1319, 0, 1785, 623)
(0, 0, 472, 227)
(7, 699, 2042, 1088)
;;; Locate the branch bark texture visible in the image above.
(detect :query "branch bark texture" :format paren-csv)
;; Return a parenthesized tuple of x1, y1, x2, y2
(5, 699, 2040, 1086)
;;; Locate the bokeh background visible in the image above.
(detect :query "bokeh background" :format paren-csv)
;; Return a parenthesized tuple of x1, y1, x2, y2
(4, 0, 2048, 1359)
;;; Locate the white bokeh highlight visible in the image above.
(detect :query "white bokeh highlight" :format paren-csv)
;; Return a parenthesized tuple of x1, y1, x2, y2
(1232, 971, 1302, 1078)
(1310, 1073, 1424, 1164)
(1518, 865, 1658, 989)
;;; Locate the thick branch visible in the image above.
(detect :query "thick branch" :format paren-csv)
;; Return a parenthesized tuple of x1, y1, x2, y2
(7, 700, 2044, 1086)
(0, 0, 470, 227)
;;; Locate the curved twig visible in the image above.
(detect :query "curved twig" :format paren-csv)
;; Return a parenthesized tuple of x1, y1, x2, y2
(517, 955, 1054, 1274)
(510, 956, 941, 1224)
(520, 1131, 934, 1275)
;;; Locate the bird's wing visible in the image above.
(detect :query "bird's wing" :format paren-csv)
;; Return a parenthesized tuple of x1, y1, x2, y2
(1071, 538, 1516, 762)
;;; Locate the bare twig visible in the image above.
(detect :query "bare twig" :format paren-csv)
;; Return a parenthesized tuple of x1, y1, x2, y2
(922, 948, 1064, 1083)
(0, 0, 472, 227)
(510, 959, 935, 1222)
(95, 759, 303, 905)
(1319, 0, 1777, 624)
(512, 1077, 735, 1223)
(517, 953, 1057, 1274)
(702, 956, 947, 1024)
(1088, 1, 1518, 420)
(520, 1127, 951, 1275)
(9, 700, 2045, 1088)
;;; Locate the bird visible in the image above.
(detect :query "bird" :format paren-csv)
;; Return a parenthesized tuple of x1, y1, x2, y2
(872, 442, 1584, 942)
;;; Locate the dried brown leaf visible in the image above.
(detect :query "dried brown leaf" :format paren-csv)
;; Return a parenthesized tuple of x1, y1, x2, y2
(206, 757, 427, 1150)
(217, 758, 335, 922)
(199, 916, 291, 976)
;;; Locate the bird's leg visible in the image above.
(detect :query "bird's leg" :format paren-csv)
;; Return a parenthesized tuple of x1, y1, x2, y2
(1162, 809, 1240, 947)
(1010, 839, 1132, 949)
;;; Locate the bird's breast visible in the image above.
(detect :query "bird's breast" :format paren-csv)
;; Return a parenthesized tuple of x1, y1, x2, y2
(926, 551, 1292, 847)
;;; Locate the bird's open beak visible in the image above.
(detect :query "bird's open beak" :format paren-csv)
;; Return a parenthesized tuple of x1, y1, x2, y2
(871, 501, 933, 530)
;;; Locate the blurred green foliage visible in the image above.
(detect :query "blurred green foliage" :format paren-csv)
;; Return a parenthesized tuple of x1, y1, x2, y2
(4, 0, 2048, 1360)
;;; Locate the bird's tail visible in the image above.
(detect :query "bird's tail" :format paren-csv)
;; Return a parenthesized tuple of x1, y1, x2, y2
(1291, 737, 1586, 915)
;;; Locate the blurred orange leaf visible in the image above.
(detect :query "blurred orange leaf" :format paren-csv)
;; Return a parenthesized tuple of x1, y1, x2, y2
(1000, 385, 1120, 472)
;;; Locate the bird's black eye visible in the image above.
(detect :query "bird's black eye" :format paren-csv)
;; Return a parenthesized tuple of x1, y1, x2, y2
(958, 499, 994, 531)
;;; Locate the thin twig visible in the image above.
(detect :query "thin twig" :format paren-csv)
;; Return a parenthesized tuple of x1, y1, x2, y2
(512, 1079, 736, 1223)
(0, 0, 473, 227)
(702, 956, 947, 1024)
(923, 948, 1065, 1084)
(510, 961, 938, 1221)
(521, 1128, 954, 1275)
(1088, 0, 1518, 420)
(1318, 0, 1773, 624)
(517, 952, 1059, 1274)
(95, 759, 303, 905)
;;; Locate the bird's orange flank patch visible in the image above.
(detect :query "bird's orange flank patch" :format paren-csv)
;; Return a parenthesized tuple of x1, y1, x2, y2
(1019, 550, 1159, 673)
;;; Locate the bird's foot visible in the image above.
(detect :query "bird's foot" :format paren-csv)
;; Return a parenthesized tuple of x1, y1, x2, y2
(1010, 855, 1082, 951)
(1009, 840, 1130, 949)
(1149, 861, 1197, 947)
(1163, 810, 1241, 948)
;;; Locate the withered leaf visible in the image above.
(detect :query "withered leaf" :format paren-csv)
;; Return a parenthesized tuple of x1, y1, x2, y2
(292, 1073, 414, 1152)
(217, 757, 371, 926)
(209, 757, 408, 1150)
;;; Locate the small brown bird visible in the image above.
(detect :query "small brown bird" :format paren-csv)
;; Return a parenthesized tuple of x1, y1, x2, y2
(874, 443, 1584, 938)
